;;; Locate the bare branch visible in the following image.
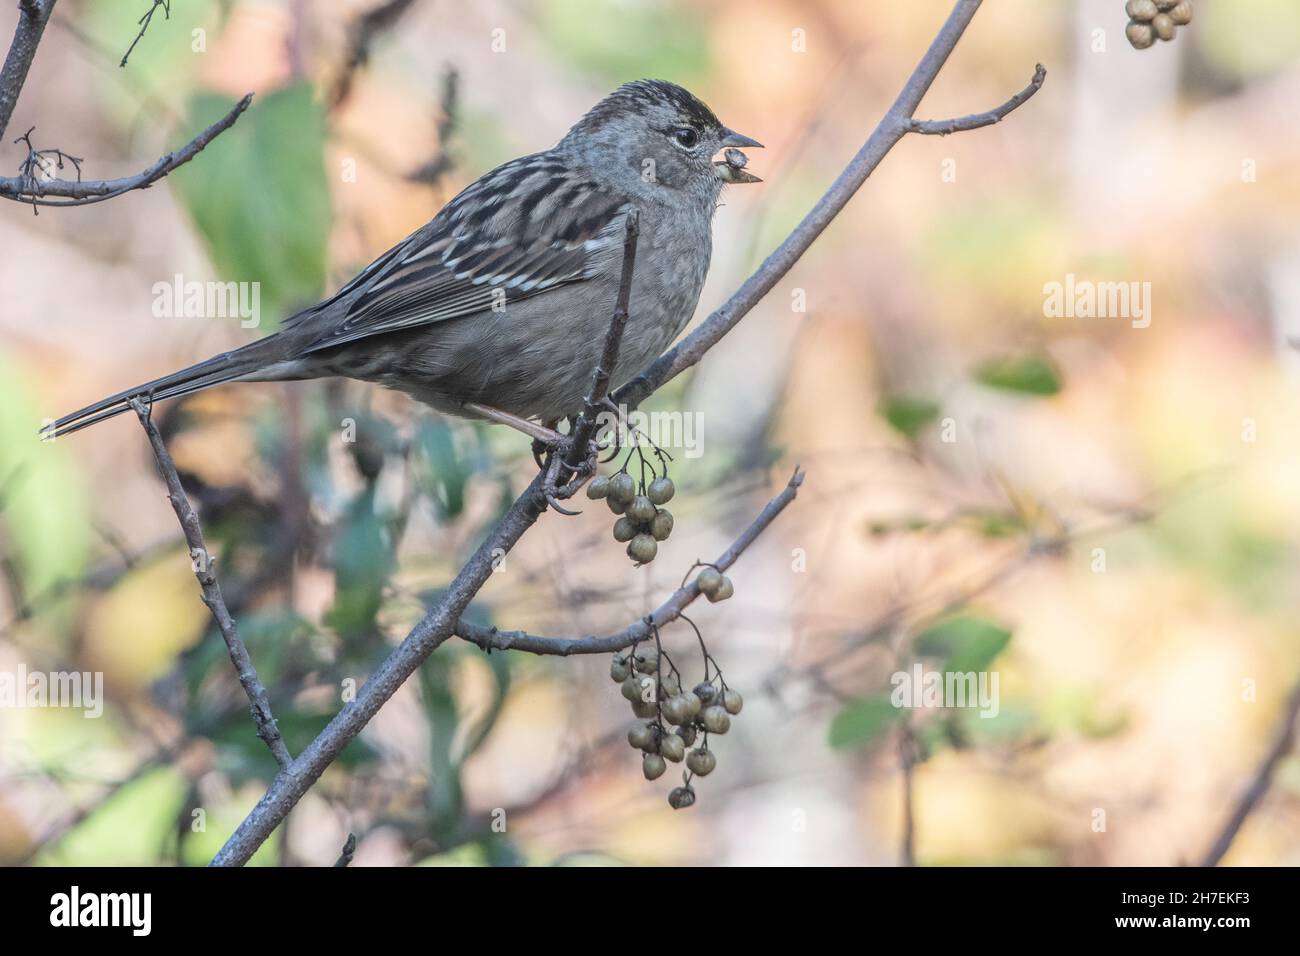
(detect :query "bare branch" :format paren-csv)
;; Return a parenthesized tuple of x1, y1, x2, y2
(611, 0, 1044, 411)
(560, 212, 639, 477)
(406, 66, 458, 186)
(333, 833, 357, 867)
(119, 0, 169, 69)
(0, 92, 252, 207)
(128, 398, 292, 771)
(455, 468, 804, 657)
(0, 0, 57, 142)
(1200, 678, 1300, 866)
(909, 63, 1046, 135)
(330, 0, 417, 109)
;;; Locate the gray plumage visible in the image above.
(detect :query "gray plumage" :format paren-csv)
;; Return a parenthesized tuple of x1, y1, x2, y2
(50, 80, 762, 437)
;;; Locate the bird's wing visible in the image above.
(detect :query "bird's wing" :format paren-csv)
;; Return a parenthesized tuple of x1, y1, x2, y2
(289, 152, 628, 354)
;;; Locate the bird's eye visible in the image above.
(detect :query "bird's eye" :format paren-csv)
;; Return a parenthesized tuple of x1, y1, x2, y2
(672, 127, 699, 149)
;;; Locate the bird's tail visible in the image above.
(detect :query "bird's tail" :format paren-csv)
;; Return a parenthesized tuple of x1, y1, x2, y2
(45, 334, 295, 439)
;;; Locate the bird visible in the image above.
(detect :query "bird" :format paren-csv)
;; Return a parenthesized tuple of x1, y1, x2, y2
(46, 79, 762, 448)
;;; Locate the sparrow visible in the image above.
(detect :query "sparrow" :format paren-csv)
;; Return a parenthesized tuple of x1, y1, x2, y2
(47, 80, 762, 444)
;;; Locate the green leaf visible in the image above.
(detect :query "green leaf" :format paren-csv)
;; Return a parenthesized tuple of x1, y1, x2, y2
(171, 84, 331, 321)
(914, 615, 1012, 673)
(416, 419, 475, 519)
(325, 485, 395, 639)
(880, 395, 941, 439)
(974, 354, 1061, 396)
(828, 694, 901, 749)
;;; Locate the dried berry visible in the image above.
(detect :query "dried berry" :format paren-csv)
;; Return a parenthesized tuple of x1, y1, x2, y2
(686, 747, 716, 776)
(607, 496, 627, 515)
(722, 689, 744, 715)
(628, 721, 655, 751)
(1126, 0, 1157, 20)
(677, 724, 697, 747)
(693, 682, 718, 706)
(650, 510, 674, 541)
(612, 516, 637, 542)
(1169, 1, 1192, 25)
(1126, 20, 1155, 48)
(662, 694, 694, 725)
(586, 476, 610, 500)
(608, 472, 636, 504)
(659, 670, 681, 697)
(633, 646, 659, 674)
(610, 653, 631, 683)
(701, 706, 731, 735)
(627, 495, 656, 522)
(659, 733, 686, 763)
(628, 534, 658, 564)
(643, 753, 667, 780)
(706, 576, 734, 603)
(696, 567, 722, 596)
(647, 476, 675, 505)
(1152, 12, 1175, 40)
(621, 674, 645, 703)
(668, 785, 696, 810)
(631, 698, 659, 719)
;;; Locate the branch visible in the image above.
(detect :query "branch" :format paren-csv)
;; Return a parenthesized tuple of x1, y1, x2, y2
(908, 63, 1046, 135)
(119, 0, 169, 69)
(333, 833, 357, 867)
(611, 0, 1044, 411)
(330, 0, 417, 110)
(562, 212, 639, 473)
(128, 398, 292, 771)
(454, 468, 804, 657)
(0, 92, 252, 207)
(0, 0, 56, 142)
(1200, 677, 1300, 866)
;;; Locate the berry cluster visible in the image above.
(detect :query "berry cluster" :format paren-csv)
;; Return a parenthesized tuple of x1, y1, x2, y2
(611, 620, 744, 810)
(586, 446, 675, 565)
(1126, 0, 1192, 49)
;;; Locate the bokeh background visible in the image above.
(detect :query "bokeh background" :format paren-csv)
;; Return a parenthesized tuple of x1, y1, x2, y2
(2, 0, 1299, 866)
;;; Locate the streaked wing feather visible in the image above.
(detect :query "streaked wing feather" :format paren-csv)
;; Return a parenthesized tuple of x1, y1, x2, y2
(296, 153, 626, 354)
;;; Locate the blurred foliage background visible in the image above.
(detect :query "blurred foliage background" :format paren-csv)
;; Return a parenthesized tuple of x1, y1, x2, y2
(2, 0, 1299, 866)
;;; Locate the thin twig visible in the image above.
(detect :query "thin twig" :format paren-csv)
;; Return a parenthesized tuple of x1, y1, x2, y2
(0, 92, 253, 207)
(333, 833, 358, 867)
(128, 398, 292, 771)
(899, 720, 917, 866)
(1200, 678, 1300, 866)
(908, 63, 1046, 135)
(119, 0, 170, 69)
(407, 66, 459, 186)
(0, 0, 57, 142)
(561, 212, 640, 475)
(455, 468, 804, 657)
(330, 0, 417, 109)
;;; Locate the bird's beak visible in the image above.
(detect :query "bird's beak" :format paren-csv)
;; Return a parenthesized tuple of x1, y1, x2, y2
(720, 128, 763, 149)
(714, 141, 763, 185)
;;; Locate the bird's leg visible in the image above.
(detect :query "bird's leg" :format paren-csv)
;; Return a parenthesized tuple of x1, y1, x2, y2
(532, 418, 561, 470)
(462, 402, 567, 448)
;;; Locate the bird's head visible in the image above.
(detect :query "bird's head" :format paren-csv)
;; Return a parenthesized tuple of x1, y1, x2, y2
(562, 79, 762, 202)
